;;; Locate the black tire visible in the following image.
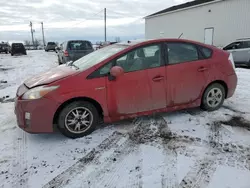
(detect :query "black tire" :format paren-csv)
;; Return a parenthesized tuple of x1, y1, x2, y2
(5, 51, 8, 54)
(11, 53, 13, 56)
(58, 101, 99, 138)
(201, 83, 225, 111)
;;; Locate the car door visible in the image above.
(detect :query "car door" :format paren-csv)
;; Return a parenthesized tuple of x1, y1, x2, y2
(165, 42, 210, 106)
(238, 41, 250, 63)
(106, 43, 167, 117)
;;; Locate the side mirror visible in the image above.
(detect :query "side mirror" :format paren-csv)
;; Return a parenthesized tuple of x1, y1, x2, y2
(110, 66, 124, 77)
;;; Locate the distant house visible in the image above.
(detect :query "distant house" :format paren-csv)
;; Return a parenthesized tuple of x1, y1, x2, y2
(145, 0, 250, 47)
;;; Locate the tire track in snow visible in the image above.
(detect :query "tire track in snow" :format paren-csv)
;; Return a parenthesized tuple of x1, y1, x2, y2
(158, 116, 178, 188)
(161, 140, 178, 188)
(81, 117, 145, 188)
(92, 140, 137, 188)
(179, 157, 217, 188)
(11, 130, 28, 188)
(208, 122, 222, 149)
(42, 131, 124, 188)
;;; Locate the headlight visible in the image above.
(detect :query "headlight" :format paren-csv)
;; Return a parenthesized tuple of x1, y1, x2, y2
(22, 86, 59, 100)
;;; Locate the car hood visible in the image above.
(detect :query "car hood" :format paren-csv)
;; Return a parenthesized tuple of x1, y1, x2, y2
(24, 65, 78, 88)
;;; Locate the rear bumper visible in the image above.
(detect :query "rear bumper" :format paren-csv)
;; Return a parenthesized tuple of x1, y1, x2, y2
(12, 50, 26, 54)
(226, 74, 238, 98)
(15, 97, 60, 133)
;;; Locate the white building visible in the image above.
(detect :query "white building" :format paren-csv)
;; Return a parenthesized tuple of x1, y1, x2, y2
(145, 0, 250, 48)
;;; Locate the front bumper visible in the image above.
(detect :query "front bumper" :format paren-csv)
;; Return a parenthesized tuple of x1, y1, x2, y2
(15, 97, 60, 133)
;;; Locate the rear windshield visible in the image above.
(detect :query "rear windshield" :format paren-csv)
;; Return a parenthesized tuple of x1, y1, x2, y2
(12, 43, 24, 48)
(48, 42, 56, 45)
(68, 41, 92, 50)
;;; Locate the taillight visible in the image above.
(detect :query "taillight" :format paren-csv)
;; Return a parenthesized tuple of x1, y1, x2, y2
(228, 53, 235, 70)
(64, 50, 69, 57)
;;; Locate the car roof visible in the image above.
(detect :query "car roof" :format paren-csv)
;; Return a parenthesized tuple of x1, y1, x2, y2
(236, 38, 250, 42)
(116, 38, 215, 49)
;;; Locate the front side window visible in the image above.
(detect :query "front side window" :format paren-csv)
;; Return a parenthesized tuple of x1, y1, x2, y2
(223, 42, 243, 50)
(167, 43, 198, 64)
(115, 44, 161, 73)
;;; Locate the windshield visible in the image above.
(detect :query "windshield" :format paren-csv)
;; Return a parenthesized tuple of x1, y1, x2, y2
(68, 41, 92, 50)
(48, 42, 56, 45)
(73, 44, 129, 70)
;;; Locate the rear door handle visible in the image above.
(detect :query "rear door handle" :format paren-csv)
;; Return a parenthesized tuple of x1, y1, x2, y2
(152, 76, 164, 82)
(197, 67, 208, 72)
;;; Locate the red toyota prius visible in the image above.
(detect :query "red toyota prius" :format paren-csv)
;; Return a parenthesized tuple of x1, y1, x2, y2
(15, 39, 237, 138)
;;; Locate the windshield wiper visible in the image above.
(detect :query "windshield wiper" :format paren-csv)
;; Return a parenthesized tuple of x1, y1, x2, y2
(70, 64, 79, 70)
(67, 61, 79, 70)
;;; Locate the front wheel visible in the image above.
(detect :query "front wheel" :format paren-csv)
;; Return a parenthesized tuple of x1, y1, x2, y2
(201, 83, 225, 111)
(58, 101, 99, 138)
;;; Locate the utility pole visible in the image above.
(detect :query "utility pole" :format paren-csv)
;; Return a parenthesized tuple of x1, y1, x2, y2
(29, 21, 35, 46)
(104, 8, 106, 42)
(41, 22, 46, 48)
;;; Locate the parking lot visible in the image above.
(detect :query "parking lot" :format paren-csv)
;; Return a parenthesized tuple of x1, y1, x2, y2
(1, 50, 250, 188)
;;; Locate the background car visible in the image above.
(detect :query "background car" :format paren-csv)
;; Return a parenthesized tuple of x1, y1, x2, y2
(223, 38, 250, 68)
(45, 42, 57, 52)
(57, 40, 94, 64)
(10, 43, 27, 56)
(0, 42, 10, 54)
(15, 39, 237, 138)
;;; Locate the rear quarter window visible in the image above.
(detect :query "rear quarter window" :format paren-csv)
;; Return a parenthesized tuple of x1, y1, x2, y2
(200, 47, 212, 58)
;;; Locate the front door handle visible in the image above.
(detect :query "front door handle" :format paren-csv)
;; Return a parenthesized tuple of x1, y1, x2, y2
(152, 76, 164, 82)
(197, 67, 208, 72)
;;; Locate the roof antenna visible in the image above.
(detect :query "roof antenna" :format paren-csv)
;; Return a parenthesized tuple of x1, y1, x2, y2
(178, 33, 183, 39)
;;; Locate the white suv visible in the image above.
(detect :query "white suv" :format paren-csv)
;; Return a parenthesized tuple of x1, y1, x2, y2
(223, 38, 250, 68)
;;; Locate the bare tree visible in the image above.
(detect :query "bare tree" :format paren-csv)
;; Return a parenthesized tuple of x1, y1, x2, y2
(24, 40, 31, 46)
(33, 39, 41, 47)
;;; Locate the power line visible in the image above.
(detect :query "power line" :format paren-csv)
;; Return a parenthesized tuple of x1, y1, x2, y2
(69, 9, 103, 27)
(107, 17, 144, 33)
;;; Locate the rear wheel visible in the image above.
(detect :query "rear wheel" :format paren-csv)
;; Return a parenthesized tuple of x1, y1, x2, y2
(201, 83, 225, 111)
(58, 101, 99, 138)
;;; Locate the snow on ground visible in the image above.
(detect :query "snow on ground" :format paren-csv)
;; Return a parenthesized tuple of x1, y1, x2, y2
(1, 51, 250, 188)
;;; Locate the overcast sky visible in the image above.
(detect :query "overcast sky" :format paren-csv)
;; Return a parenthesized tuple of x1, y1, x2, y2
(0, 0, 189, 43)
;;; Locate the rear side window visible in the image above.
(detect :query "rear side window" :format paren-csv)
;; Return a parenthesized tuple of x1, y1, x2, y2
(68, 41, 92, 50)
(166, 43, 199, 64)
(200, 47, 212, 58)
(242, 41, 250, 48)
